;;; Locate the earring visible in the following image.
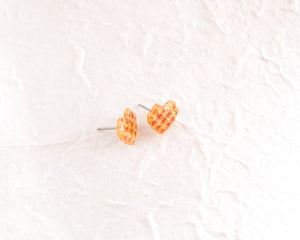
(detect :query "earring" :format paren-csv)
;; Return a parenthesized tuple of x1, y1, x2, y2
(138, 100, 179, 134)
(97, 108, 137, 145)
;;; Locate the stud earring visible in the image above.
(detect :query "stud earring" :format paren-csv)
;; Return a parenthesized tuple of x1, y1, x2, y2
(138, 100, 179, 134)
(97, 108, 137, 145)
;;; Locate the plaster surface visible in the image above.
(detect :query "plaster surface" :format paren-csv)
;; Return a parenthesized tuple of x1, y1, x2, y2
(0, 0, 299, 239)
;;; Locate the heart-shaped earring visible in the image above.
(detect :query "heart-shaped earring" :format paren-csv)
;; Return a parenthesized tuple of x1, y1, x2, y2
(139, 100, 179, 134)
(97, 108, 137, 145)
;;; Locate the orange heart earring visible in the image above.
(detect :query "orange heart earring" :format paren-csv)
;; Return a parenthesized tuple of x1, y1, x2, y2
(97, 108, 137, 145)
(138, 100, 179, 134)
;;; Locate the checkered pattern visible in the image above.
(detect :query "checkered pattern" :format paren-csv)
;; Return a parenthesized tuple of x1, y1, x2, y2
(147, 100, 179, 134)
(117, 109, 137, 145)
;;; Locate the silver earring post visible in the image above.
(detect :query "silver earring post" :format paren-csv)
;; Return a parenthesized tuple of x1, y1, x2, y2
(97, 127, 117, 131)
(138, 104, 151, 111)
(98, 105, 150, 131)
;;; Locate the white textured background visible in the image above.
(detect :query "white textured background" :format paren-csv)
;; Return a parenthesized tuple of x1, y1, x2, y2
(0, 0, 300, 239)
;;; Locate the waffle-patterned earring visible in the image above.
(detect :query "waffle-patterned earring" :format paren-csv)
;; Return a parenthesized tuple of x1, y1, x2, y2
(97, 108, 137, 145)
(138, 100, 179, 134)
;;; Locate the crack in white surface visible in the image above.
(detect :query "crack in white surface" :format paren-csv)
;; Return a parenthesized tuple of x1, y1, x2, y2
(261, 48, 294, 88)
(69, 39, 94, 97)
(148, 210, 160, 240)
